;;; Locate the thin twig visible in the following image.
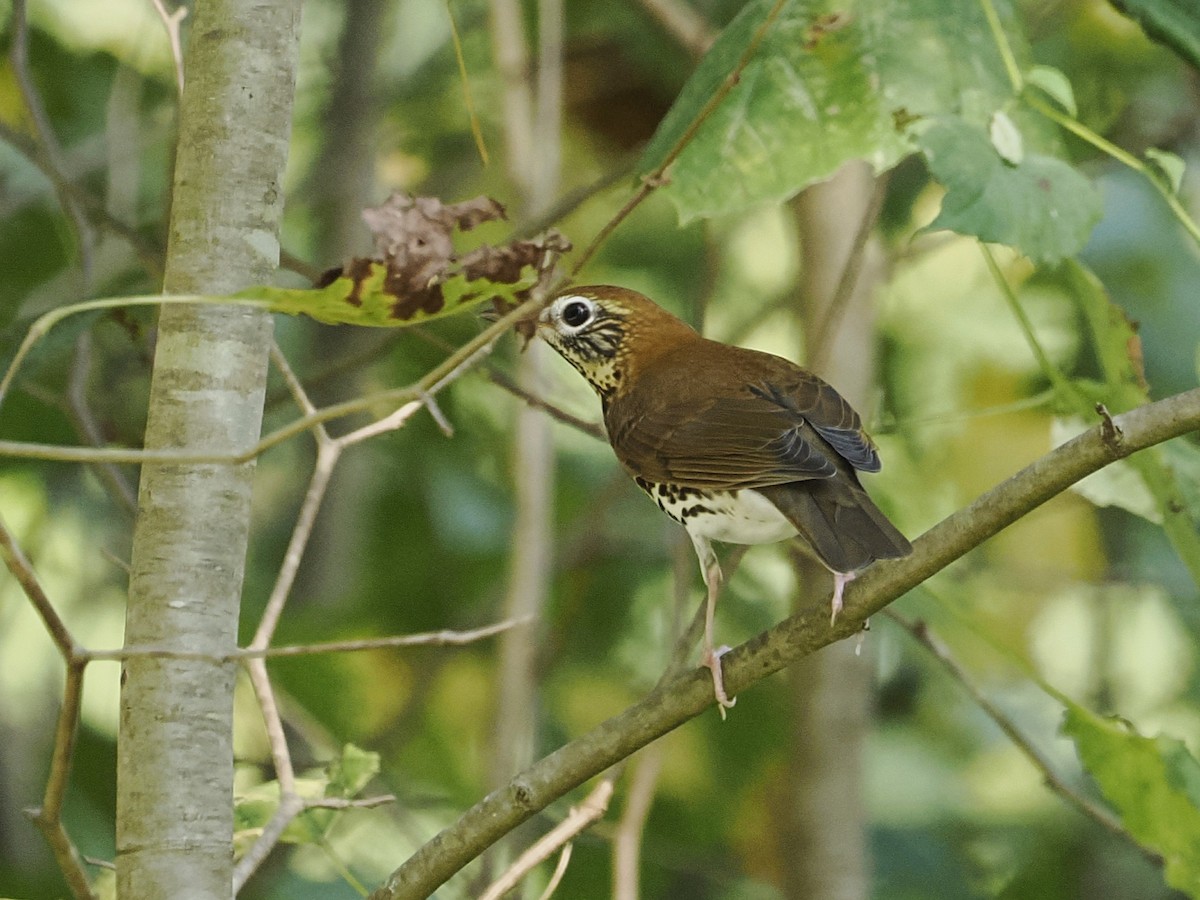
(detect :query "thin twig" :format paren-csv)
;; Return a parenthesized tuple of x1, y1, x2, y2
(512, 160, 638, 241)
(1, 505, 94, 897)
(232, 792, 305, 891)
(409, 326, 607, 441)
(0, 290, 549, 463)
(805, 174, 887, 375)
(478, 777, 615, 900)
(0, 512, 79, 657)
(26, 660, 95, 900)
(87, 620, 530, 663)
(633, 0, 716, 57)
(882, 610, 1151, 858)
(148, 0, 188, 96)
(485, 367, 606, 440)
(446, 0, 489, 166)
(0, 120, 164, 277)
(306, 794, 396, 811)
(235, 340, 456, 889)
(65, 335, 139, 514)
(536, 844, 573, 900)
(10, 0, 96, 283)
(251, 344, 336, 648)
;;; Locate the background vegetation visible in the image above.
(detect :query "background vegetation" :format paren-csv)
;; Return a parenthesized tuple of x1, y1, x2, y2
(1, 0, 1199, 897)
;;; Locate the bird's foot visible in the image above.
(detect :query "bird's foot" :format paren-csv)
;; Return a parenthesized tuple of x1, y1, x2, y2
(702, 645, 736, 720)
(830, 570, 857, 624)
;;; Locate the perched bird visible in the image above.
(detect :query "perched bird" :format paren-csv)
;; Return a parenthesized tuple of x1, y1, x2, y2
(537, 285, 911, 713)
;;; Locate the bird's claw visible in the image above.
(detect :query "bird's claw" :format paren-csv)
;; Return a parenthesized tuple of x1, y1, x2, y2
(702, 646, 737, 720)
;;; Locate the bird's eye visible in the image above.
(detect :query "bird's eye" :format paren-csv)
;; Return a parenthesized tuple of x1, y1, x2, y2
(561, 300, 593, 329)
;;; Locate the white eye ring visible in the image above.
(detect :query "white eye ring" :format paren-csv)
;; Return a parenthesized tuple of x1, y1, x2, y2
(553, 296, 596, 332)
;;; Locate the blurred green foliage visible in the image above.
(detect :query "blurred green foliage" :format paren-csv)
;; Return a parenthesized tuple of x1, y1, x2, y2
(1, 0, 1199, 898)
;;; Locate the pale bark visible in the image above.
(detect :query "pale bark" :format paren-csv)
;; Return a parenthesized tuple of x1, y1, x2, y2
(115, 1, 300, 897)
(781, 160, 883, 900)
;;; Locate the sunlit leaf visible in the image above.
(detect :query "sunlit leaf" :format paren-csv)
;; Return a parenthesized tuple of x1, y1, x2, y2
(1146, 148, 1187, 195)
(1052, 416, 1160, 522)
(1060, 261, 1200, 586)
(638, 0, 1042, 222)
(1063, 702, 1200, 897)
(1025, 65, 1077, 117)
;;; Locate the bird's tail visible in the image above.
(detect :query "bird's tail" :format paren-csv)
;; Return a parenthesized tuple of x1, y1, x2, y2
(758, 480, 911, 574)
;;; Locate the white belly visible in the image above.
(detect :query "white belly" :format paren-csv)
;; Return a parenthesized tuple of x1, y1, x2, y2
(685, 489, 798, 544)
(642, 481, 798, 546)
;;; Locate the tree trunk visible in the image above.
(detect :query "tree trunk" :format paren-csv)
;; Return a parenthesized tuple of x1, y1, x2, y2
(115, 2, 300, 896)
(779, 160, 883, 900)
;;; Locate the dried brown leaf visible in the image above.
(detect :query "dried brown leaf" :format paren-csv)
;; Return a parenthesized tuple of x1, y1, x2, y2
(313, 194, 570, 327)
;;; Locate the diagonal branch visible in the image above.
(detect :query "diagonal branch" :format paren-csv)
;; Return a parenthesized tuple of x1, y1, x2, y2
(369, 386, 1200, 899)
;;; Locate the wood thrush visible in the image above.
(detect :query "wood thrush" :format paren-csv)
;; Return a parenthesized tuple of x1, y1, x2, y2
(537, 285, 911, 713)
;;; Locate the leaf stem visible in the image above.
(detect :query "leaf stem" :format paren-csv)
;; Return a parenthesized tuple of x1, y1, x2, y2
(979, 244, 1076, 399)
(978, 0, 1022, 93)
(979, 0, 1200, 248)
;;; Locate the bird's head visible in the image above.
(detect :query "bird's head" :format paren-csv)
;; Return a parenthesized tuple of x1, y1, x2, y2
(537, 285, 696, 401)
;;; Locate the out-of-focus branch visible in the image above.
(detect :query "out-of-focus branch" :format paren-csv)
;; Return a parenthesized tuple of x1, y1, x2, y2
(486, 0, 563, 885)
(0, 514, 93, 897)
(612, 744, 665, 900)
(10, 0, 96, 283)
(632, 0, 716, 57)
(65, 336, 139, 515)
(0, 119, 162, 277)
(489, 0, 535, 191)
(883, 610, 1150, 858)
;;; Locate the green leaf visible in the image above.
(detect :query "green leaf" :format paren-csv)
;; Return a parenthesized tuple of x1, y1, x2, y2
(1062, 702, 1200, 897)
(1060, 261, 1200, 587)
(1052, 416, 1161, 522)
(1146, 148, 1187, 195)
(1024, 65, 1077, 117)
(919, 117, 1103, 263)
(327, 743, 381, 798)
(1109, 0, 1200, 70)
(234, 267, 531, 327)
(638, 0, 1036, 222)
(232, 745, 381, 854)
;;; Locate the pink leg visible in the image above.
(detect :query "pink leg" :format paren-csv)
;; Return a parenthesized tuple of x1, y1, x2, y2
(830, 570, 856, 624)
(691, 535, 736, 718)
